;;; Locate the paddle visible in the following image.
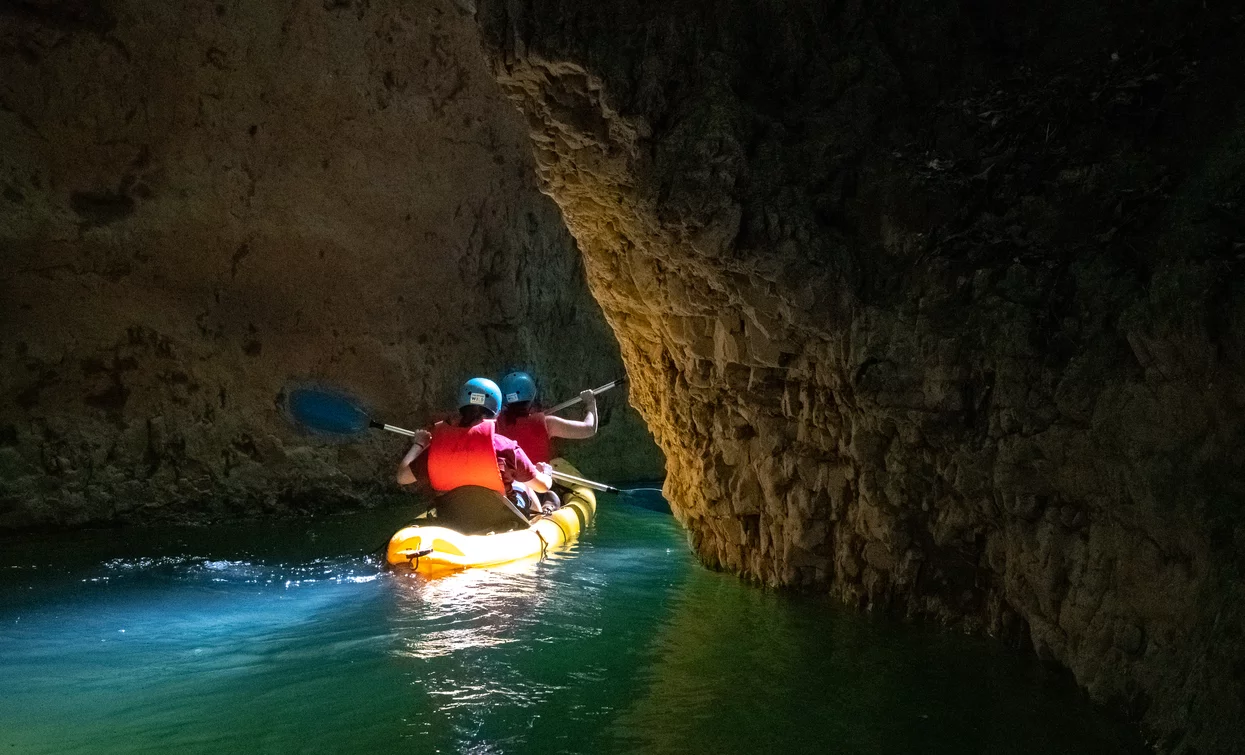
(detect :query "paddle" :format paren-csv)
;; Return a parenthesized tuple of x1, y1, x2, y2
(284, 386, 656, 497)
(544, 376, 628, 415)
(286, 387, 418, 437)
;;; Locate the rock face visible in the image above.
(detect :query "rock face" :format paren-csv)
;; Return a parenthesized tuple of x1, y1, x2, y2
(475, 1, 1245, 751)
(0, 0, 663, 529)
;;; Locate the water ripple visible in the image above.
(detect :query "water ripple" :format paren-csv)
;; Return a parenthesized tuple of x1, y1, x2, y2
(0, 505, 1149, 755)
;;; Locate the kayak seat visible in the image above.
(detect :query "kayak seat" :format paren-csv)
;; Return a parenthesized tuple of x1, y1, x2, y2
(432, 485, 531, 535)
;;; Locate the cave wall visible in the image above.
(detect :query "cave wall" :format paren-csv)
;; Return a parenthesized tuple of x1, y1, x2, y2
(0, 0, 663, 529)
(474, 1, 1245, 751)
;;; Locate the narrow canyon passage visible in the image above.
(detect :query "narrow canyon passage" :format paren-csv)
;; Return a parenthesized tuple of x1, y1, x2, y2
(2, 0, 1244, 752)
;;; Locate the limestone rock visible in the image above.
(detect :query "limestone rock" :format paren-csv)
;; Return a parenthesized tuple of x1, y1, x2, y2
(0, 0, 663, 530)
(475, 1, 1245, 751)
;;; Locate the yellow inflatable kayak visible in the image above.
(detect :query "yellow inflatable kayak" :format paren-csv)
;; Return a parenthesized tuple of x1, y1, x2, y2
(386, 459, 597, 575)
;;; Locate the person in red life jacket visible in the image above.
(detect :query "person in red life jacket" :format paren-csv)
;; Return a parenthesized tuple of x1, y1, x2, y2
(495, 371, 598, 513)
(396, 377, 553, 517)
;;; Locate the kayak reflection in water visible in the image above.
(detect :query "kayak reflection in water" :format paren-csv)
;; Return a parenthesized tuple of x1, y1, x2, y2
(395, 377, 553, 518)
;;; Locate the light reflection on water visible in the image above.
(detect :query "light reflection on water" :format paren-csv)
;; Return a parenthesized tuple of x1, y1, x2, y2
(0, 503, 1146, 754)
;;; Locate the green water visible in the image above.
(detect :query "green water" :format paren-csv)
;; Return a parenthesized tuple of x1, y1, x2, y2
(0, 499, 1145, 754)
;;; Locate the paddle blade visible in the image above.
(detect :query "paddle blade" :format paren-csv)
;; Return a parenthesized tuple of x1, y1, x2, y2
(287, 388, 372, 435)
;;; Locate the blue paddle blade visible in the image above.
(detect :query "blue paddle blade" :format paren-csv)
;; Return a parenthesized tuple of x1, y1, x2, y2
(287, 388, 371, 435)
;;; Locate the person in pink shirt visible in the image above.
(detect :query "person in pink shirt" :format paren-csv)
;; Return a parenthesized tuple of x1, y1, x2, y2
(397, 378, 552, 517)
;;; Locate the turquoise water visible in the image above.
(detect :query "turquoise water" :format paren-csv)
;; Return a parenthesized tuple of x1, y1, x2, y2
(0, 499, 1145, 754)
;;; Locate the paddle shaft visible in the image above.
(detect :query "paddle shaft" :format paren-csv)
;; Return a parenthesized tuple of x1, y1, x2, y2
(370, 421, 415, 437)
(545, 376, 627, 415)
(366, 376, 624, 431)
(548, 469, 621, 494)
(372, 422, 620, 493)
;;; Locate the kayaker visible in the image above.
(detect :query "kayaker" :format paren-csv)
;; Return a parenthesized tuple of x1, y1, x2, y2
(396, 377, 553, 518)
(496, 371, 598, 512)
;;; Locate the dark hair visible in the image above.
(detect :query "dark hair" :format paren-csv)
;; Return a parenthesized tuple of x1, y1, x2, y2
(458, 404, 493, 425)
(500, 400, 533, 422)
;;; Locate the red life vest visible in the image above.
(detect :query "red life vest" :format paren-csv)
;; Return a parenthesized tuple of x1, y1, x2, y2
(425, 420, 505, 493)
(498, 412, 551, 464)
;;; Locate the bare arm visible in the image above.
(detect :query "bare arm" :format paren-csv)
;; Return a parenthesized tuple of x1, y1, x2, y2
(511, 446, 553, 493)
(544, 390, 598, 440)
(395, 429, 432, 485)
(527, 463, 553, 493)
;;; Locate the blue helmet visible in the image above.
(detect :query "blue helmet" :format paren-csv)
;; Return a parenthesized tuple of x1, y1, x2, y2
(499, 371, 537, 405)
(458, 377, 502, 416)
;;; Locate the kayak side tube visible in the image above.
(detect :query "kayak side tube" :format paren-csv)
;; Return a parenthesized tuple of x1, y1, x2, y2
(386, 459, 598, 575)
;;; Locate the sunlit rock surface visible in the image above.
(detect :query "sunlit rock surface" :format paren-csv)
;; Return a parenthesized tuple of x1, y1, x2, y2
(0, 0, 663, 529)
(475, 1, 1245, 751)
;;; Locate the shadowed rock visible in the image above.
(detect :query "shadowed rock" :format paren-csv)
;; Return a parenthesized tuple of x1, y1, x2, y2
(0, 0, 663, 530)
(474, 1, 1245, 751)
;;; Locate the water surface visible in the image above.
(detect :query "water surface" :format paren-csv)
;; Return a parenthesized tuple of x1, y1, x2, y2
(0, 498, 1144, 754)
